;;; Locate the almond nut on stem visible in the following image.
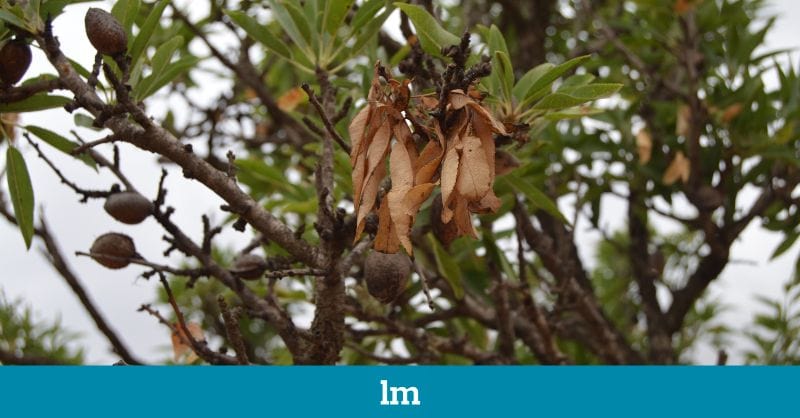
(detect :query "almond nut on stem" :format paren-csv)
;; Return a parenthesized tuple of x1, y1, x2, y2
(85, 8, 128, 56)
(0, 39, 32, 87)
(230, 253, 268, 280)
(364, 251, 411, 304)
(104, 191, 153, 224)
(90, 232, 137, 269)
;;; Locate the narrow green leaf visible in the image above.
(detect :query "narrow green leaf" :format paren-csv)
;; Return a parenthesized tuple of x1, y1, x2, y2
(559, 74, 596, 89)
(0, 10, 28, 31)
(532, 84, 621, 110)
(73, 113, 100, 130)
(150, 36, 182, 79)
(513, 63, 554, 102)
(6, 146, 35, 249)
(129, 0, 169, 66)
(394, 3, 460, 57)
(331, 8, 392, 69)
(771, 230, 800, 260)
(267, 0, 312, 55)
(111, 0, 141, 36)
(0, 94, 70, 112)
(282, 1, 315, 51)
(501, 174, 568, 225)
(351, 0, 386, 33)
(428, 235, 464, 299)
(494, 51, 514, 102)
(40, 0, 94, 19)
(521, 55, 591, 104)
(323, 0, 353, 35)
(136, 56, 199, 100)
(226, 10, 293, 62)
(557, 83, 622, 100)
(25, 126, 97, 170)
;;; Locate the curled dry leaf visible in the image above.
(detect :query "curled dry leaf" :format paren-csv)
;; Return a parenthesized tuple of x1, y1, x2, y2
(663, 151, 690, 185)
(276, 87, 306, 112)
(636, 129, 652, 164)
(721, 103, 743, 123)
(349, 63, 511, 254)
(1, 113, 18, 141)
(171, 322, 206, 363)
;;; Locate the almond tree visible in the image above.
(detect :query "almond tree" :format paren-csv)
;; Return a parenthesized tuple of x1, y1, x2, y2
(0, 0, 797, 364)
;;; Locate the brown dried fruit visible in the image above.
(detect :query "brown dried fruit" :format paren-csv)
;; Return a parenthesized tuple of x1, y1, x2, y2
(230, 253, 268, 280)
(364, 251, 410, 304)
(85, 8, 128, 56)
(0, 39, 32, 86)
(104, 191, 153, 224)
(90, 232, 137, 269)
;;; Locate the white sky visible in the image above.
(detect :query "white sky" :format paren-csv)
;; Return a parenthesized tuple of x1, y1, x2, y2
(1, 1, 799, 364)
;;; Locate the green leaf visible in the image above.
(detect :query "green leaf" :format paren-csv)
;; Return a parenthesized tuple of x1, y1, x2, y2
(532, 84, 621, 110)
(111, 0, 141, 35)
(6, 146, 35, 249)
(394, 3, 460, 57)
(226, 10, 293, 62)
(0, 94, 70, 112)
(557, 83, 622, 100)
(513, 63, 555, 102)
(135, 56, 199, 100)
(501, 173, 568, 225)
(771, 231, 800, 260)
(25, 126, 97, 170)
(282, 0, 315, 51)
(323, 0, 354, 35)
(331, 7, 393, 70)
(267, 0, 312, 56)
(0, 9, 28, 31)
(351, 0, 386, 33)
(494, 51, 514, 102)
(428, 235, 464, 299)
(40, 0, 95, 19)
(519, 55, 591, 105)
(559, 74, 596, 89)
(73, 113, 100, 130)
(150, 36, 183, 79)
(129, 0, 169, 66)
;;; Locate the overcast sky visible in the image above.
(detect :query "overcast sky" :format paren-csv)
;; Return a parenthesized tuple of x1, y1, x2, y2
(1, 1, 799, 364)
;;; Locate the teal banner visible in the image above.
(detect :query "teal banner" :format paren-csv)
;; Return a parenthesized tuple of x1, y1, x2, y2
(0, 366, 795, 417)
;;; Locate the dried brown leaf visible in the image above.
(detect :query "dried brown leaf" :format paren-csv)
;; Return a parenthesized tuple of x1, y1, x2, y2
(470, 189, 502, 214)
(355, 158, 385, 242)
(374, 195, 400, 253)
(276, 87, 306, 112)
(440, 145, 460, 223)
(663, 151, 690, 185)
(414, 140, 444, 185)
(636, 129, 652, 164)
(1, 113, 18, 141)
(456, 135, 492, 200)
(171, 322, 205, 363)
(449, 89, 471, 110)
(721, 103, 743, 123)
(348, 105, 372, 163)
(469, 102, 508, 136)
(453, 194, 477, 238)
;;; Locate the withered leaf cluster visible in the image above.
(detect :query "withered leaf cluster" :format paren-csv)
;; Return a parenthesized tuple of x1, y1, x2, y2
(349, 64, 508, 254)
